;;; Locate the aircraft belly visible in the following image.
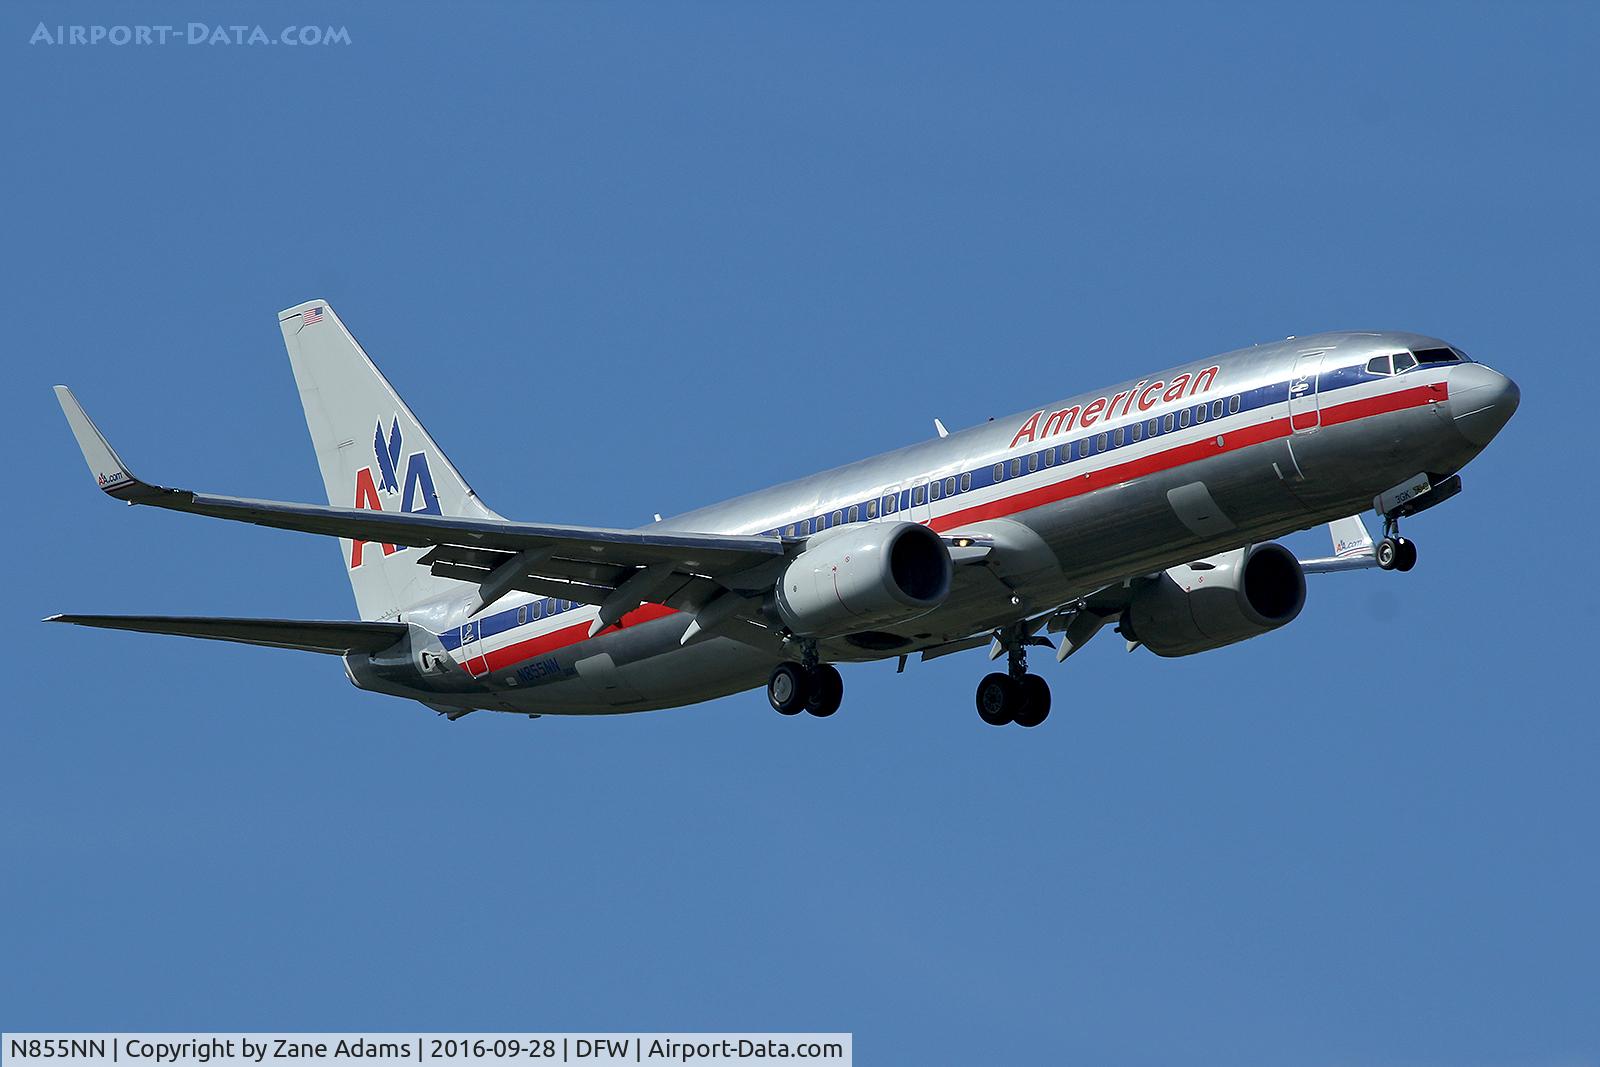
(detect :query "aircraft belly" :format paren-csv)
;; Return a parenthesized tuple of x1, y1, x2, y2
(490, 622, 780, 716)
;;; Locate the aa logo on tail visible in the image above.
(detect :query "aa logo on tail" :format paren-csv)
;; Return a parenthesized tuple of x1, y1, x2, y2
(350, 415, 442, 568)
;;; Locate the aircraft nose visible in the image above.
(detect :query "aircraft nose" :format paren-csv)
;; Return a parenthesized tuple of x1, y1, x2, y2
(1450, 363, 1520, 447)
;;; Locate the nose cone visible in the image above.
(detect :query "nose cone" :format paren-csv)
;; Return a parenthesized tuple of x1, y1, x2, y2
(1450, 363, 1520, 447)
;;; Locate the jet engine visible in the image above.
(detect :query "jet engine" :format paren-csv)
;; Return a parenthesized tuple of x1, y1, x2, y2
(773, 521, 953, 637)
(1122, 543, 1306, 657)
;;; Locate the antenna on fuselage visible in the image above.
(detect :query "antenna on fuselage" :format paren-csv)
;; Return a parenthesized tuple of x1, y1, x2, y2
(933, 418, 949, 438)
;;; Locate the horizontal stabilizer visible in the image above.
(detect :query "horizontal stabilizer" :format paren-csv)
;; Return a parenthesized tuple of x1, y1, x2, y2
(45, 614, 407, 655)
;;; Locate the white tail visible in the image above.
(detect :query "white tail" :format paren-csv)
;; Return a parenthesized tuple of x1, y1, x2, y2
(278, 299, 502, 621)
(1328, 514, 1374, 559)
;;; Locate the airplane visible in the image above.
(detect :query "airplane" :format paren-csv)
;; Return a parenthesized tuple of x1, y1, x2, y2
(49, 300, 1519, 726)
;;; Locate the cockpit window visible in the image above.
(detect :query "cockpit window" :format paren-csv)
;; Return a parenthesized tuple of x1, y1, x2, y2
(1366, 353, 1393, 376)
(1393, 350, 1417, 372)
(1412, 347, 1461, 365)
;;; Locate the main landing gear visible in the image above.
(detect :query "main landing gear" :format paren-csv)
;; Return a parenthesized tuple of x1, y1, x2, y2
(975, 640, 1051, 728)
(1376, 517, 1419, 572)
(767, 656, 844, 718)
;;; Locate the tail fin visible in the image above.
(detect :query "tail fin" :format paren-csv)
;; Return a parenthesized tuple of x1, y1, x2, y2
(279, 299, 501, 621)
(1298, 514, 1378, 573)
(1328, 514, 1375, 559)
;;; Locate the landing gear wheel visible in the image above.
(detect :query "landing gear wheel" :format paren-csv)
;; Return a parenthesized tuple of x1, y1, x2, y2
(767, 662, 810, 715)
(806, 664, 844, 718)
(976, 673, 1018, 726)
(1376, 536, 1400, 571)
(1014, 675, 1052, 728)
(1394, 537, 1418, 572)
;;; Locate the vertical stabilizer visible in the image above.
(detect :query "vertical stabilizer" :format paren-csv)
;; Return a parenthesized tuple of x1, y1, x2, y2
(278, 300, 501, 621)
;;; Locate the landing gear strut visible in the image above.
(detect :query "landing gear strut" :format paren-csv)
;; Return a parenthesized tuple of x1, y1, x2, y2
(767, 642, 844, 718)
(975, 634, 1051, 728)
(1376, 516, 1419, 572)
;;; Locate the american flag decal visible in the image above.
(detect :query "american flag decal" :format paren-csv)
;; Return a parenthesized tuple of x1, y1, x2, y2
(303, 306, 324, 324)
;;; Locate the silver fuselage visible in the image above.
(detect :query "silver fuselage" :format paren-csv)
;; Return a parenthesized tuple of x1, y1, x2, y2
(352, 331, 1515, 714)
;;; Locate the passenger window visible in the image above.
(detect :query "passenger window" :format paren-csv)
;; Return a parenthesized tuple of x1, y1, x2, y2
(1010, 458, 1022, 477)
(930, 481, 942, 501)
(1131, 422, 1143, 442)
(1195, 404, 1207, 424)
(866, 499, 878, 519)
(1163, 413, 1174, 433)
(993, 463, 1004, 482)
(1043, 448, 1055, 467)
(1366, 354, 1393, 376)
(1113, 427, 1123, 447)
(1178, 409, 1191, 428)
(1211, 400, 1223, 419)
(1229, 395, 1240, 414)
(1393, 351, 1417, 372)
(944, 476, 956, 496)
(832, 510, 844, 526)
(912, 485, 926, 506)
(847, 506, 859, 523)
(1097, 432, 1108, 452)
(960, 472, 972, 492)
(1027, 453, 1038, 473)
(883, 495, 896, 514)
(518, 605, 527, 625)
(1056, 445, 1068, 465)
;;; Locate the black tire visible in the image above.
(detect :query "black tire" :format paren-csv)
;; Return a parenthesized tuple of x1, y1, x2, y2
(767, 662, 810, 715)
(1394, 537, 1418, 572)
(806, 664, 844, 717)
(1014, 675, 1051, 728)
(976, 672, 1017, 726)
(1376, 537, 1399, 571)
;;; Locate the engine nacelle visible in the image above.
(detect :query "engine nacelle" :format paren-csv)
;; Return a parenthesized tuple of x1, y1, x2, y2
(774, 521, 953, 637)
(1124, 542, 1306, 657)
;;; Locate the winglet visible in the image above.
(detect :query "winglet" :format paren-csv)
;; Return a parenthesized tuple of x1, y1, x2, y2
(53, 386, 155, 500)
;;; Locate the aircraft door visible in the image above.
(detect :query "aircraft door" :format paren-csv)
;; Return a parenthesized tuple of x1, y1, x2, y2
(1288, 352, 1323, 433)
(457, 619, 490, 678)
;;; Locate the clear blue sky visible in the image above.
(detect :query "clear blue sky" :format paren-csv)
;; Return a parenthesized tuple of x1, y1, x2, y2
(3, 3, 1596, 1063)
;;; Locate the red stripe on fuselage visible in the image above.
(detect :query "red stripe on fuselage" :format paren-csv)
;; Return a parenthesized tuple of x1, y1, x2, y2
(1320, 383, 1445, 427)
(466, 601, 679, 675)
(461, 380, 1447, 676)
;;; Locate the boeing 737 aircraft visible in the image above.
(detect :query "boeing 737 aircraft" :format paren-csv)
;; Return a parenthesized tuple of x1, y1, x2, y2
(50, 301, 1519, 726)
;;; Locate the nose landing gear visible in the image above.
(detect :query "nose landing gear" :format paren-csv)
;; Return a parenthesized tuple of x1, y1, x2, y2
(1376, 535, 1417, 571)
(1376, 516, 1419, 572)
(975, 638, 1051, 727)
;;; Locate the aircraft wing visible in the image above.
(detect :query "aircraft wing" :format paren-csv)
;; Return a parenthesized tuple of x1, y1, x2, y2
(930, 514, 1388, 667)
(55, 386, 787, 620)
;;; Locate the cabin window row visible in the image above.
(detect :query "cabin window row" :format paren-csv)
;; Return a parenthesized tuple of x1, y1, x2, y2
(766, 393, 1244, 539)
(516, 598, 579, 625)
